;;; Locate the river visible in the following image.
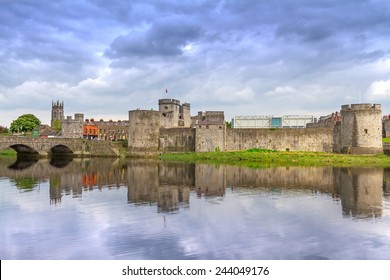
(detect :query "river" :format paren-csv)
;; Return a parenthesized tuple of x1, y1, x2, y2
(1, 157, 390, 259)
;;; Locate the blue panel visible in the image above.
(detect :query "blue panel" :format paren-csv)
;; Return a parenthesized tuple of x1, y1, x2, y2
(271, 117, 282, 128)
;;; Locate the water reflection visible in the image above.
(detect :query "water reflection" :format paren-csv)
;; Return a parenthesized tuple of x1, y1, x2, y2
(0, 157, 387, 219)
(8, 157, 38, 170)
(334, 168, 383, 219)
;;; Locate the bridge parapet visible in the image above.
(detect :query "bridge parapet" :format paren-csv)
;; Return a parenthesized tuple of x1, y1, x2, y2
(0, 136, 120, 157)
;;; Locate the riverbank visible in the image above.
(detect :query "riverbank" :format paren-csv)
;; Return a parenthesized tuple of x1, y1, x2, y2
(158, 148, 390, 168)
(0, 148, 17, 157)
(2, 145, 390, 168)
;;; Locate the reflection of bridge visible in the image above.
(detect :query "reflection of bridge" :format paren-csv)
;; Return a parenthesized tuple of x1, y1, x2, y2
(0, 136, 121, 157)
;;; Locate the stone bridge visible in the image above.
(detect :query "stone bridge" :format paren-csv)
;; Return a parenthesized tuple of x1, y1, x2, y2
(0, 136, 124, 157)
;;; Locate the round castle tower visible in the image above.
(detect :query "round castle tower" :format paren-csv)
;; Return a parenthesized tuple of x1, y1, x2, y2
(128, 110, 161, 154)
(340, 103, 382, 154)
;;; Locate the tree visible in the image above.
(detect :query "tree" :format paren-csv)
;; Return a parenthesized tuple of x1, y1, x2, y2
(0, 125, 9, 134)
(10, 114, 41, 133)
(52, 119, 62, 131)
(226, 121, 232, 128)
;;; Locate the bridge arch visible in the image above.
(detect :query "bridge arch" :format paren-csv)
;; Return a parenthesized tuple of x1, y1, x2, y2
(50, 144, 74, 155)
(9, 144, 39, 155)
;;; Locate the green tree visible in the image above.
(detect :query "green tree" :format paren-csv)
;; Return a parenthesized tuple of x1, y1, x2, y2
(226, 121, 232, 128)
(10, 114, 41, 133)
(52, 119, 62, 131)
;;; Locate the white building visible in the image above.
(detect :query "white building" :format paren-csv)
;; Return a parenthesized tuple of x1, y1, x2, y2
(232, 115, 315, 128)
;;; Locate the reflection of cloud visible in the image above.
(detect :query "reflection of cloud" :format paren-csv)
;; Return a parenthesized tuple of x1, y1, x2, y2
(1, 174, 390, 259)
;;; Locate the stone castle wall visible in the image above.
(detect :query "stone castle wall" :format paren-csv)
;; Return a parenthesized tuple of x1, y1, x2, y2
(226, 127, 334, 152)
(128, 102, 383, 155)
(159, 128, 195, 152)
(61, 114, 84, 138)
(195, 123, 226, 152)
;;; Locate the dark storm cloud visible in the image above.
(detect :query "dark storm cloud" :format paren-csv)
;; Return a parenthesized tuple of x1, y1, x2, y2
(0, 0, 112, 87)
(1, 0, 390, 126)
(106, 17, 203, 58)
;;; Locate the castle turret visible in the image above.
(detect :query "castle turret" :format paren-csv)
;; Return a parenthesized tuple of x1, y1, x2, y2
(180, 102, 191, 127)
(61, 113, 84, 138)
(338, 104, 382, 154)
(159, 99, 181, 128)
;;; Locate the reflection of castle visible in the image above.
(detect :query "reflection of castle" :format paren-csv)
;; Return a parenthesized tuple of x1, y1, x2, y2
(1, 158, 387, 217)
(65, 161, 389, 217)
(334, 168, 384, 218)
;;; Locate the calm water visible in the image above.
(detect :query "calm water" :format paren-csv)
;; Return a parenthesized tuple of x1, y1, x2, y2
(0, 157, 390, 260)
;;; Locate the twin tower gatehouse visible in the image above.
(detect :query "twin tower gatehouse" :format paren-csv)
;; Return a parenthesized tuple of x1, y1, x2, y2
(128, 99, 383, 156)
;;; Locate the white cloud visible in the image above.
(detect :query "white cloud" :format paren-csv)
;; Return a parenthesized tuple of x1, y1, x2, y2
(266, 86, 297, 96)
(366, 79, 390, 99)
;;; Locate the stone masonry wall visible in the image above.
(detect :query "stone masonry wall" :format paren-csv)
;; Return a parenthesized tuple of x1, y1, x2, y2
(128, 110, 161, 155)
(127, 102, 383, 155)
(338, 104, 382, 154)
(61, 115, 83, 139)
(159, 128, 195, 152)
(226, 127, 334, 152)
(195, 124, 226, 152)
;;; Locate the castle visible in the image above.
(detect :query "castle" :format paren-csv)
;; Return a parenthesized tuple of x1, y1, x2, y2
(128, 99, 383, 155)
(52, 98, 383, 155)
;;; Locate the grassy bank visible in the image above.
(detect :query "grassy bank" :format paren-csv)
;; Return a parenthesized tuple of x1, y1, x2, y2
(158, 148, 390, 168)
(0, 148, 17, 158)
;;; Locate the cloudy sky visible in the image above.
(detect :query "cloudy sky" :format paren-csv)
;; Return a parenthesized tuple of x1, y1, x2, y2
(1, 0, 390, 126)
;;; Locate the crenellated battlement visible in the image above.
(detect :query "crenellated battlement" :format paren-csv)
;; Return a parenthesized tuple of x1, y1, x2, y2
(341, 103, 381, 111)
(158, 99, 180, 105)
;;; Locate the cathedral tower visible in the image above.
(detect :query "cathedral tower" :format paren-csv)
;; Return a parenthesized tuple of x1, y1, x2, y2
(51, 100, 64, 128)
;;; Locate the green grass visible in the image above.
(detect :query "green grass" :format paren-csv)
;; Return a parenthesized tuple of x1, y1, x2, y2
(383, 138, 390, 143)
(158, 149, 390, 168)
(0, 148, 17, 158)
